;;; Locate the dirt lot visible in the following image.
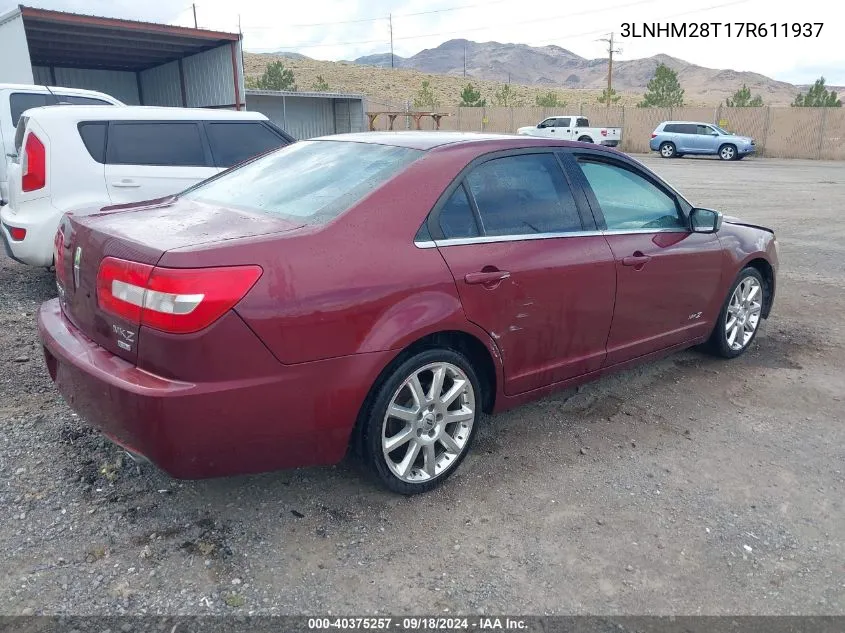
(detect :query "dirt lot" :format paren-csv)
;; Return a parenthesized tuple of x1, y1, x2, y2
(1, 156, 843, 616)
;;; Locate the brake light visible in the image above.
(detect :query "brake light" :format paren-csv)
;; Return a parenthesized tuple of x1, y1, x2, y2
(651, 133, 658, 138)
(8, 225, 26, 241)
(21, 133, 46, 192)
(96, 257, 263, 334)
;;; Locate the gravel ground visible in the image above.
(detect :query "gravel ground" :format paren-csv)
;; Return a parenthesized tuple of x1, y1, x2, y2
(0, 156, 843, 616)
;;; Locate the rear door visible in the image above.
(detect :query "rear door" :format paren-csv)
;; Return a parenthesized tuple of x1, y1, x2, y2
(569, 152, 723, 365)
(431, 150, 616, 395)
(105, 121, 217, 204)
(204, 121, 291, 168)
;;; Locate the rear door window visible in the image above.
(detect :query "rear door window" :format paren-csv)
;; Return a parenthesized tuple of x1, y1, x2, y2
(575, 117, 589, 127)
(439, 185, 479, 239)
(78, 122, 108, 163)
(10, 92, 56, 127)
(206, 122, 288, 168)
(106, 122, 207, 166)
(465, 153, 583, 236)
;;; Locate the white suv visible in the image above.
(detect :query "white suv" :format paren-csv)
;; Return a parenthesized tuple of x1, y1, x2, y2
(0, 84, 123, 206)
(1, 105, 293, 267)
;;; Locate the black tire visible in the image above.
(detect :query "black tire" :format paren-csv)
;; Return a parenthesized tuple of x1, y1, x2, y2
(361, 348, 483, 495)
(719, 144, 738, 161)
(577, 136, 593, 144)
(659, 142, 676, 158)
(704, 267, 766, 359)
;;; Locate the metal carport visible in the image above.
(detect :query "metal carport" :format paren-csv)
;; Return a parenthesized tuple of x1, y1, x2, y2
(0, 5, 246, 109)
(245, 90, 365, 140)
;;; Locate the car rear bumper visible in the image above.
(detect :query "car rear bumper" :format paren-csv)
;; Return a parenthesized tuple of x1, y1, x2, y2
(1, 200, 61, 267)
(38, 299, 394, 479)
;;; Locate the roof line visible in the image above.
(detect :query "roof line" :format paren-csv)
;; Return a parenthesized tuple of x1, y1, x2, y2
(19, 5, 240, 41)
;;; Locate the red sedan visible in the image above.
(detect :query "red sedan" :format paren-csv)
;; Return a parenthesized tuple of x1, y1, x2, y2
(38, 133, 778, 494)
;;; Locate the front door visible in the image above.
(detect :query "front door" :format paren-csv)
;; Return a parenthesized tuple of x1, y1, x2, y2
(691, 124, 720, 153)
(432, 152, 616, 395)
(571, 154, 724, 365)
(105, 121, 219, 205)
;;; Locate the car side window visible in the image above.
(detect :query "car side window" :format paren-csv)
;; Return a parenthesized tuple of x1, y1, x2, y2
(679, 124, 698, 134)
(696, 124, 714, 135)
(439, 185, 479, 239)
(465, 153, 583, 236)
(78, 122, 107, 163)
(575, 117, 588, 127)
(206, 122, 288, 167)
(539, 118, 554, 128)
(557, 117, 571, 127)
(107, 122, 206, 167)
(9, 92, 55, 127)
(577, 159, 685, 231)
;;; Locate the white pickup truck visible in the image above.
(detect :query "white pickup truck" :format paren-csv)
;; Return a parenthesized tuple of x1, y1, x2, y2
(517, 115, 621, 147)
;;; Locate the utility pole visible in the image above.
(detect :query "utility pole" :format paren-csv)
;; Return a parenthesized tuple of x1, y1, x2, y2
(463, 42, 467, 77)
(192, 3, 198, 28)
(598, 32, 621, 107)
(389, 14, 394, 68)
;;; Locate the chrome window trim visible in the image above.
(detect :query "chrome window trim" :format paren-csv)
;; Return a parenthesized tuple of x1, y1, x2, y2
(413, 227, 688, 248)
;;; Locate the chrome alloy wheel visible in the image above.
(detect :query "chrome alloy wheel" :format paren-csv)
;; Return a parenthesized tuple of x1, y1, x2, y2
(660, 143, 675, 158)
(725, 276, 762, 351)
(382, 362, 475, 483)
(720, 145, 736, 160)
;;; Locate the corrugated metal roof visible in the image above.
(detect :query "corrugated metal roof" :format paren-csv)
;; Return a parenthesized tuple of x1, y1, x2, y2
(18, 5, 239, 72)
(245, 89, 365, 100)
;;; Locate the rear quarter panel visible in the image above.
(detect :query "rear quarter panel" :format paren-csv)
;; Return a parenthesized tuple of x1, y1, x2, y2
(158, 144, 507, 368)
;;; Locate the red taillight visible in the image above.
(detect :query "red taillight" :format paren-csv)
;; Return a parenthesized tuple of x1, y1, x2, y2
(21, 133, 46, 192)
(8, 225, 26, 241)
(601, 129, 608, 136)
(96, 257, 263, 334)
(651, 133, 658, 138)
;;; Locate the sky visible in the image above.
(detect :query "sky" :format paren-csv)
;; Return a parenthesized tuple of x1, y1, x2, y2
(1, 0, 842, 85)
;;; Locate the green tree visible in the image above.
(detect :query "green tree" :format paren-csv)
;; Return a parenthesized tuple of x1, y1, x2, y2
(494, 83, 522, 107)
(254, 61, 296, 91)
(792, 77, 842, 107)
(597, 87, 622, 105)
(638, 63, 684, 107)
(311, 75, 330, 92)
(535, 91, 565, 107)
(459, 83, 485, 107)
(413, 80, 440, 110)
(725, 84, 763, 107)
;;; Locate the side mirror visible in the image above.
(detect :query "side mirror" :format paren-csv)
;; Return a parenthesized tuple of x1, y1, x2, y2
(690, 208, 723, 233)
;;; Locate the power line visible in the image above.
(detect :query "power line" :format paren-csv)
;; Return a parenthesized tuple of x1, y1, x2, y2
(254, 0, 668, 48)
(241, 0, 511, 30)
(248, 0, 753, 54)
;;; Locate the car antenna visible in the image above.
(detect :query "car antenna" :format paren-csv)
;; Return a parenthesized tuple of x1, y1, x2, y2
(43, 83, 69, 105)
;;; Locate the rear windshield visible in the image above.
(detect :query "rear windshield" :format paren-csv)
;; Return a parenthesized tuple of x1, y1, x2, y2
(182, 140, 422, 223)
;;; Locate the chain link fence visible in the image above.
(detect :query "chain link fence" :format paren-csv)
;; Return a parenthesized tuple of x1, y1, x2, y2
(363, 100, 845, 160)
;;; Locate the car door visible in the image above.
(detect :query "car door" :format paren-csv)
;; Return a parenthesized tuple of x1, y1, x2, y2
(430, 151, 617, 395)
(534, 118, 556, 138)
(105, 121, 218, 204)
(569, 152, 724, 365)
(548, 117, 572, 140)
(694, 124, 720, 153)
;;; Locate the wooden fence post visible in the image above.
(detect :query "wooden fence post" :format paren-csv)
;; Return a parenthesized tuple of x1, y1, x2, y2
(818, 107, 828, 160)
(761, 106, 771, 157)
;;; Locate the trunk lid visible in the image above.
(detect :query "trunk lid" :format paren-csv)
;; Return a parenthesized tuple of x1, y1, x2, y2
(57, 196, 305, 363)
